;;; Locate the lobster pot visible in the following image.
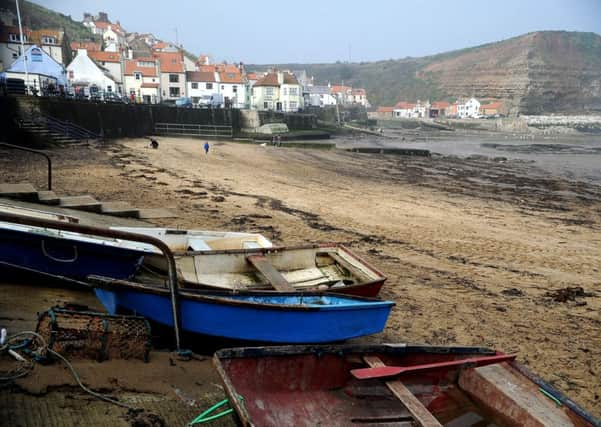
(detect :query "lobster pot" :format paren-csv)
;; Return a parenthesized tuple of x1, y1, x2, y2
(36, 306, 151, 362)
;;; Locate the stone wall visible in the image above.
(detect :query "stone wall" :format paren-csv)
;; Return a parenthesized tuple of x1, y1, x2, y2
(14, 96, 241, 138)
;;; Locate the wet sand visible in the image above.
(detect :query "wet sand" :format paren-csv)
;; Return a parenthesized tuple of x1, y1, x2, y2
(1, 136, 600, 423)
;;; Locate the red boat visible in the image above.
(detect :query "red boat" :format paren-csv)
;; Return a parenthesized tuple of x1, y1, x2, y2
(213, 344, 599, 427)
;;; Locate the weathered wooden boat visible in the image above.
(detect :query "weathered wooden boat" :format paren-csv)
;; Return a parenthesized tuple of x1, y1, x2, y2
(162, 244, 387, 297)
(0, 221, 149, 282)
(110, 227, 273, 252)
(213, 344, 600, 427)
(90, 277, 395, 343)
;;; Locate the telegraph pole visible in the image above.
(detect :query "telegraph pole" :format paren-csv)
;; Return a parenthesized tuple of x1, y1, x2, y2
(15, 0, 29, 94)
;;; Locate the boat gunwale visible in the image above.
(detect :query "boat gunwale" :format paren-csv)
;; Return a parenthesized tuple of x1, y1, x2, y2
(212, 344, 601, 427)
(89, 275, 395, 312)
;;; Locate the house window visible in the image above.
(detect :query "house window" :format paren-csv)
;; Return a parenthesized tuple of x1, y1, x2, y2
(107, 85, 112, 92)
(169, 74, 179, 83)
(264, 102, 268, 109)
(9, 33, 25, 42)
(12, 52, 18, 59)
(206, 83, 213, 89)
(134, 72, 142, 80)
(169, 87, 180, 97)
(232, 85, 237, 93)
(283, 88, 288, 95)
(289, 101, 297, 110)
(221, 85, 224, 90)
(191, 82, 198, 89)
(289, 87, 298, 96)
(265, 87, 274, 97)
(42, 36, 55, 44)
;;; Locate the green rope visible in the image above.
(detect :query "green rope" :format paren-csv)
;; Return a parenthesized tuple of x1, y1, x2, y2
(539, 387, 562, 407)
(188, 395, 243, 425)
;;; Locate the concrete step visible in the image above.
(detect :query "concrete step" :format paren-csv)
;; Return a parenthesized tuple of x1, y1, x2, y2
(36, 190, 61, 205)
(100, 201, 140, 218)
(0, 183, 38, 201)
(136, 208, 177, 219)
(59, 195, 103, 212)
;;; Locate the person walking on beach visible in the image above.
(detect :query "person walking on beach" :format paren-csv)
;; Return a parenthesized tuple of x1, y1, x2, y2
(204, 141, 210, 155)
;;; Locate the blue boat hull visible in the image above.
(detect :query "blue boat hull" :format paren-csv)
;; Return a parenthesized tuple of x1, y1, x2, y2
(94, 288, 393, 343)
(0, 226, 145, 282)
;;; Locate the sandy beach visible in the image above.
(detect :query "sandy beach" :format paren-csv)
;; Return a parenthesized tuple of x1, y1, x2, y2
(1, 136, 600, 422)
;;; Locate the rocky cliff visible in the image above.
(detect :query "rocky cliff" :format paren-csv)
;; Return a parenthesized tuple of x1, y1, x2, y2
(253, 31, 601, 114)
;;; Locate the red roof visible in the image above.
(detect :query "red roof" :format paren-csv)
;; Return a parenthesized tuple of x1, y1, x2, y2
(254, 71, 298, 87)
(394, 101, 416, 110)
(124, 58, 157, 76)
(186, 71, 216, 82)
(219, 71, 244, 84)
(88, 50, 121, 63)
(331, 85, 351, 93)
(71, 41, 101, 51)
(246, 72, 258, 80)
(93, 21, 125, 34)
(153, 52, 184, 73)
(140, 82, 160, 88)
(481, 101, 503, 110)
(431, 101, 450, 109)
(377, 106, 394, 113)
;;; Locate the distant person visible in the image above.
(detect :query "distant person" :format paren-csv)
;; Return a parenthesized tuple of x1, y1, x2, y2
(204, 141, 210, 155)
(149, 138, 159, 149)
(276, 135, 282, 147)
(271, 135, 277, 146)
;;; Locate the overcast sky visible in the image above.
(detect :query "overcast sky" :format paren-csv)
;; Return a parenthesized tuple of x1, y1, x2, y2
(33, 0, 601, 64)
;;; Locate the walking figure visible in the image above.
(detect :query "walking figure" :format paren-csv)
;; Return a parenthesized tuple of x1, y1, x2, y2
(204, 141, 210, 155)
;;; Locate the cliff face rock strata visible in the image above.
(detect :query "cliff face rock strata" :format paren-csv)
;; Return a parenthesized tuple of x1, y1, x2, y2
(253, 31, 601, 114)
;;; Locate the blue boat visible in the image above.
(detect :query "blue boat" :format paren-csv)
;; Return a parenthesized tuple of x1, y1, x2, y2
(0, 221, 148, 283)
(92, 279, 394, 343)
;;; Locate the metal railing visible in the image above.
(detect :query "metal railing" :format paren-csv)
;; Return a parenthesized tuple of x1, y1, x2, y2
(154, 122, 233, 138)
(0, 212, 184, 352)
(19, 111, 101, 141)
(0, 142, 52, 190)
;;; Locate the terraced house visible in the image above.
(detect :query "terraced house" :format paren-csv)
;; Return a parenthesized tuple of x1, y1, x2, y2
(123, 57, 160, 103)
(154, 51, 186, 103)
(251, 70, 302, 112)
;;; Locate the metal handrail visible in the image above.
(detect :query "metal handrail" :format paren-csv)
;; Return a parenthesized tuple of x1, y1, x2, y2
(37, 114, 101, 140)
(0, 212, 184, 351)
(0, 142, 52, 190)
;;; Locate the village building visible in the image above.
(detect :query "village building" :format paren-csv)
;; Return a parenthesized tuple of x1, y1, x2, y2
(351, 88, 369, 107)
(66, 49, 117, 94)
(217, 69, 246, 108)
(331, 85, 352, 105)
(123, 57, 160, 103)
(186, 70, 218, 105)
(457, 97, 481, 118)
(429, 101, 450, 118)
(304, 85, 337, 107)
(371, 106, 394, 119)
(480, 101, 504, 116)
(393, 101, 416, 118)
(251, 70, 302, 112)
(0, 26, 65, 71)
(153, 51, 186, 103)
(4, 44, 66, 94)
(87, 50, 123, 92)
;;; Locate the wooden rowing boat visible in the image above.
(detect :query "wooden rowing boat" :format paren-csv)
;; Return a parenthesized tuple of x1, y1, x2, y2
(213, 344, 600, 426)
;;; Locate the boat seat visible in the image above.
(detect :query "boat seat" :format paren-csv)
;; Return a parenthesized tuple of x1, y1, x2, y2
(458, 364, 576, 426)
(246, 255, 294, 291)
(363, 356, 443, 427)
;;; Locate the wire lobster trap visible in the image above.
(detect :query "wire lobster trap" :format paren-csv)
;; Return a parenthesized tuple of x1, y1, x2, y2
(36, 305, 151, 362)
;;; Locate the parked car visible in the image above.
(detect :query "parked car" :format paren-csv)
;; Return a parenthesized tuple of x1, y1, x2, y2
(175, 97, 193, 108)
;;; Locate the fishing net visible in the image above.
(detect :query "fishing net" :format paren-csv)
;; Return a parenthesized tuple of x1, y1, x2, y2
(36, 305, 151, 362)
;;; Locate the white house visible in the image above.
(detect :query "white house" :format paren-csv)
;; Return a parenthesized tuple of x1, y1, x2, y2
(217, 70, 246, 108)
(457, 97, 481, 118)
(304, 85, 337, 107)
(252, 71, 302, 112)
(123, 57, 160, 104)
(186, 70, 219, 104)
(67, 49, 117, 93)
(87, 50, 123, 92)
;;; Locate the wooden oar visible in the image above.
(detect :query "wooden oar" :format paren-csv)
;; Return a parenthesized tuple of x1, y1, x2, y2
(351, 354, 516, 380)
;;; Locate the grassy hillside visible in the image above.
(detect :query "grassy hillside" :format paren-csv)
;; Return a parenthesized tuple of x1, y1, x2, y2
(2, 0, 99, 42)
